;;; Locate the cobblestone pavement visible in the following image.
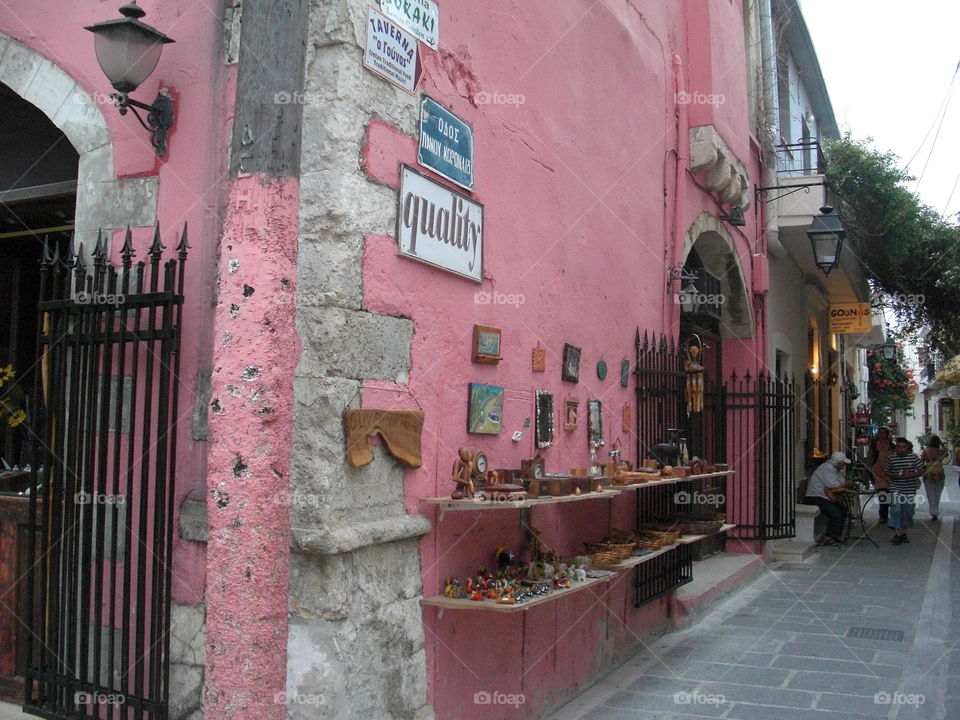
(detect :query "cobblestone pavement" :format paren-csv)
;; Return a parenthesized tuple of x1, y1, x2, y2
(547, 467, 960, 720)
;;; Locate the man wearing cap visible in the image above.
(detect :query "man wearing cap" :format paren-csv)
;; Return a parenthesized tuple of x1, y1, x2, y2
(802, 451, 852, 547)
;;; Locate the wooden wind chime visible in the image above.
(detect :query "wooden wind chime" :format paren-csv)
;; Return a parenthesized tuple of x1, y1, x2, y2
(684, 334, 705, 413)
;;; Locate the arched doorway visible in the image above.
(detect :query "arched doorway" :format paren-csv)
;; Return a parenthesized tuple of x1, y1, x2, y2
(0, 82, 78, 701)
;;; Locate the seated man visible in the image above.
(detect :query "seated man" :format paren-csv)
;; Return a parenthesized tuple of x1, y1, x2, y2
(802, 451, 852, 546)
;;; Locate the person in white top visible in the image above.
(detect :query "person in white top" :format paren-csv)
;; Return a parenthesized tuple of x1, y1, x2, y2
(802, 451, 852, 546)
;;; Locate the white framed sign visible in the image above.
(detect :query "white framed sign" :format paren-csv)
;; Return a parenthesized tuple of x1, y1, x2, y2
(397, 165, 483, 282)
(364, 6, 418, 93)
(380, 0, 439, 50)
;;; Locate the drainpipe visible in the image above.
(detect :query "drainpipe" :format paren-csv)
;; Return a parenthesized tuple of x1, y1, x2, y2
(758, 0, 786, 258)
(667, 53, 688, 333)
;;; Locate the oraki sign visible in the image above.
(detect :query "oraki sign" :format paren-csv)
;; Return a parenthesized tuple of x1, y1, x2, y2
(828, 303, 872, 333)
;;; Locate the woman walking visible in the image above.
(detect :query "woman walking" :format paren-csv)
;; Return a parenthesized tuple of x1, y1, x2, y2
(921, 435, 949, 521)
(868, 426, 894, 523)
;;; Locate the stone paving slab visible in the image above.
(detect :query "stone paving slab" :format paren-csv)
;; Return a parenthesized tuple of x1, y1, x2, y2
(545, 477, 960, 720)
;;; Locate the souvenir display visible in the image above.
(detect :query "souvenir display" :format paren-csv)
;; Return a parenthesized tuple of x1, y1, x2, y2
(620, 357, 630, 387)
(597, 358, 607, 380)
(472, 324, 502, 364)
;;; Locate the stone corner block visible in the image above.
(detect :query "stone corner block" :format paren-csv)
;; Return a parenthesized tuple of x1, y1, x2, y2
(298, 306, 413, 382)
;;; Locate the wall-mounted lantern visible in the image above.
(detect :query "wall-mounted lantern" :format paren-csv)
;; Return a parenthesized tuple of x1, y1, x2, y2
(85, 1, 175, 156)
(806, 205, 846, 276)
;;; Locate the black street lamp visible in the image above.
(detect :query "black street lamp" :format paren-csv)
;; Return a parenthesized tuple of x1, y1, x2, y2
(85, 2, 175, 156)
(881, 342, 897, 360)
(807, 205, 846, 276)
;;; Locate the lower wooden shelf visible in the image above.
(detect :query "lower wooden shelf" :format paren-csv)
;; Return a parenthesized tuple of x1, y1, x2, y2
(421, 573, 614, 613)
(675, 523, 737, 544)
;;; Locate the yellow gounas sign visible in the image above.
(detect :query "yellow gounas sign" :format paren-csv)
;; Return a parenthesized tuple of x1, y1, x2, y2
(828, 303, 872, 333)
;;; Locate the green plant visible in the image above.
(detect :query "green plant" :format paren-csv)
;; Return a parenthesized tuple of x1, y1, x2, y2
(866, 345, 914, 424)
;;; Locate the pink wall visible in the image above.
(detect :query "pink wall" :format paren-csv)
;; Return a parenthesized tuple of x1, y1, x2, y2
(359, 1, 765, 717)
(0, 1, 233, 603)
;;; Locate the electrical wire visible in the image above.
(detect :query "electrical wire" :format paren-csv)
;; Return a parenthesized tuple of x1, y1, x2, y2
(911, 60, 959, 190)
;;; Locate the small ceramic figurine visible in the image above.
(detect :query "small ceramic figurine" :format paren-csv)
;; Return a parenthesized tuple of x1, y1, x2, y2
(574, 568, 587, 582)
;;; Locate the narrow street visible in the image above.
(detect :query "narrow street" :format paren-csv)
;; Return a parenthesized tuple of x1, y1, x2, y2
(547, 468, 960, 720)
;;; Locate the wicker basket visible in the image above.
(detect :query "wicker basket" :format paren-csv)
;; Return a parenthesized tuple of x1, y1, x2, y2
(634, 530, 680, 549)
(679, 519, 723, 535)
(584, 541, 635, 565)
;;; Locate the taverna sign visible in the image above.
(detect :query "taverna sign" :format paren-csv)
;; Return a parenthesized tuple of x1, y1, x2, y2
(397, 165, 484, 282)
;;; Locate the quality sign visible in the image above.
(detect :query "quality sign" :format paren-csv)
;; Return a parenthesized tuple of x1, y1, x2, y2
(418, 97, 474, 190)
(397, 165, 483, 282)
(364, 6, 418, 93)
(380, 0, 439, 50)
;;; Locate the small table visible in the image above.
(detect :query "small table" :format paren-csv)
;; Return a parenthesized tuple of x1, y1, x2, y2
(836, 488, 878, 547)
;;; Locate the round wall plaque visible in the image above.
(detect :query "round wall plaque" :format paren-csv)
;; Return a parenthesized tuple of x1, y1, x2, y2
(597, 359, 607, 380)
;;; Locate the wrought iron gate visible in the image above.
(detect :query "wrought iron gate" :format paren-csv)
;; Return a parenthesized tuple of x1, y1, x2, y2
(24, 226, 187, 720)
(726, 371, 799, 540)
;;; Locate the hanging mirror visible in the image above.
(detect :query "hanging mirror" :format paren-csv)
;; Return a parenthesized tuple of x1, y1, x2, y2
(535, 390, 554, 448)
(587, 399, 603, 448)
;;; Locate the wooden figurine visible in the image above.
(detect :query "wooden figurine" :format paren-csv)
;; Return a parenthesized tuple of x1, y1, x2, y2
(684, 335, 705, 413)
(451, 448, 477, 499)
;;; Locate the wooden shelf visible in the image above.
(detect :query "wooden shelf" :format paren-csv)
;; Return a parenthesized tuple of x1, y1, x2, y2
(675, 523, 737, 544)
(611, 470, 734, 491)
(421, 542, 687, 613)
(421, 573, 614, 613)
(589, 544, 677, 570)
(420, 488, 621, 514)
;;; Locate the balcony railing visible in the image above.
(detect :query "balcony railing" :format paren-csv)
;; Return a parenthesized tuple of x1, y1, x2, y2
(775, 139, 826, 177)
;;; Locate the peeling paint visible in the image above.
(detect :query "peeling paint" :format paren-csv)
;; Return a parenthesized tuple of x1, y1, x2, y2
(243, 284, 255, 297)
(228, 258, 240, 273)
(241, 366, 262, 383)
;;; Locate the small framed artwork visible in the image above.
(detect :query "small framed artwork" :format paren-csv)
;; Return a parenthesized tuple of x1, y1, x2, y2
(562, 343, 581, 383)
(535, 390, 554, 448)
(467, 383, 504, 434)
(620, 358, 630, 387)
(472, 325, 502, 364)
(622, 404, 632, 433)
(564, 396, 579, 430)
(532, 346, 546, 372)
(587, 398, 603, 448)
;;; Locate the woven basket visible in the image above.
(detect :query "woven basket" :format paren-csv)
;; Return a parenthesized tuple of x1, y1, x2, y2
(584, 541, 635, 565)
(634, 530, 680, 549)
(679, 520, 723, 535)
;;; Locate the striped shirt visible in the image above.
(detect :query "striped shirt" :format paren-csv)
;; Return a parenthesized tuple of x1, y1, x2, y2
(883, 453, 925, 494)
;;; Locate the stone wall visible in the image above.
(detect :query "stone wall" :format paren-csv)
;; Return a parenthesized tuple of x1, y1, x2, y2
(169, 603, 206, 720)
(286, 0, 432, 718)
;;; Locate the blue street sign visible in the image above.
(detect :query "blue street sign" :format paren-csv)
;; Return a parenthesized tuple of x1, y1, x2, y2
(418, 97, 474, 190)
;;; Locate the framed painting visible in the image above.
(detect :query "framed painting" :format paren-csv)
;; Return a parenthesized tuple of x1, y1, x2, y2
(472, 324, 502, 364)
(467, 383, 504, 434)
(564, 396, 579, 430)
(535, 390, 554, 448)
(562, 343, 581, 383)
